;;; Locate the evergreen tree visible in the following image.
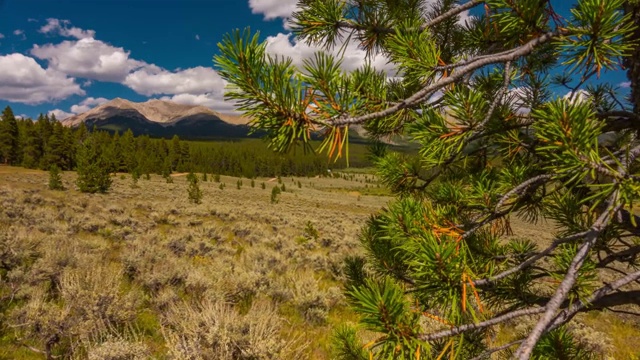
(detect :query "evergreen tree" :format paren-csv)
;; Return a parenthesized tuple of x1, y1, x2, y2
(187, 172, 203, 204)
(48, 164, 64, 190)
(270, 185, 281, 204)
(169, 135, 182, 170)
(75, 134, 112, 194)
(44, 121, 69, 170)
(215, 1, 640, 358)
(120, 129, 137, 172)
(131, 168, 140, 188)
(0, 106, 20, 165)
(21, 120, 42, 169)
(162, 157, 173, 183)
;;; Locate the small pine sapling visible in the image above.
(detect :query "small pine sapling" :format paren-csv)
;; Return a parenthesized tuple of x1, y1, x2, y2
(187, 172, 203, 204)
(48, 165, 64, 190)
(271, 185, 281, 204)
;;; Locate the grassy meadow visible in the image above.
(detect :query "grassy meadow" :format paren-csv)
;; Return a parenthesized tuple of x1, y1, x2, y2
(0, 166, 638, 359)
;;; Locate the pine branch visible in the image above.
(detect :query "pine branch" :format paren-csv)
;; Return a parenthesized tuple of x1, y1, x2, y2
(494, 174, 554, 211)
(515, 191, 622, 359)
(324, 30, 565, 127)
(546, 269, 640, 330)
(469, 339, 524, 360)
(335, 0, 484, 35)
(473, 230, 590, 287)
(596, 245, 640, 268)
(417, 306, 545, 342)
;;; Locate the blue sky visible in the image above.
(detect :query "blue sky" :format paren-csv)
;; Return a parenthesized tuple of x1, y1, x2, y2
(0, 0, 631, 120)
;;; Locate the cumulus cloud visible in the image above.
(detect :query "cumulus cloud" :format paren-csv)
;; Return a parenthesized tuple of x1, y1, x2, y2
(563, 89, 590, 104)
(265, 33, 394, 75)
(160, 93, 238, 113)
(31, 38, 146, 82)
(0, 53, 84, 104)
(0, 33, 4, 39)
(248, 0, 298, 20)
(70, 96, 109, 114)
(20, 19, 235, 113)
(620, 81, 631, 88)
(48, 109, 75, 120)
(39, 18, 96, 39)
(124, 66, 226, 96)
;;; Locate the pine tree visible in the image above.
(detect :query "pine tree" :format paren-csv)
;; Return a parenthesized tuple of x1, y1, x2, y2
(270, 185, 281, 204)
(120, 129, 137, 172)
(131, 168, 140, 188)
(75, 134, 112, 194)
(21, 120, 42, 169)
(0, 106, 20, 165)
(187, 172, 203, 204)
(169, 135, 182, 170)
(215, 1, 639, 358)
(44, 121, 68, 169)
(48, 164, 64, 190)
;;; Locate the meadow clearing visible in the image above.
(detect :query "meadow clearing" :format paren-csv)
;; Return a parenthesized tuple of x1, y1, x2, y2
(0, 166, 638, 359)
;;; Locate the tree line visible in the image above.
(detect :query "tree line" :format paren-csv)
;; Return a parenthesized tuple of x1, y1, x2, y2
(0, 106, 366, 178)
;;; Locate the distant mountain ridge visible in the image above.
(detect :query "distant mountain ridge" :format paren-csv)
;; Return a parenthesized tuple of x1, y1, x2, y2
(60, 98, 254, 139)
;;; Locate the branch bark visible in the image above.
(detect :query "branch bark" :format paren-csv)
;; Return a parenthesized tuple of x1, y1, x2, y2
(515, 192, 622, 359)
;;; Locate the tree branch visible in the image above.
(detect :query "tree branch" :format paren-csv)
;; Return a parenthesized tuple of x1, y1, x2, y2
(335, 0, 484, 35)
(546, 270, 640, 330)
(597, 245, 640, 268)
(324, 30, 565, 127)
(515, 192, 622, 359)
(473, 230, 590, 287)
(417, 306, 545, 342)
(469, 339, 524, 360)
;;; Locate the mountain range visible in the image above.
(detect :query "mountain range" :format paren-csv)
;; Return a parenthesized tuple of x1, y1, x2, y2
(60, 98, 255, 139)
(59, 98, 387, 145)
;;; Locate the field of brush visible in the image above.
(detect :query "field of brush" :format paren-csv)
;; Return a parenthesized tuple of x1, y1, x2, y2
(0, 166, 638, 359)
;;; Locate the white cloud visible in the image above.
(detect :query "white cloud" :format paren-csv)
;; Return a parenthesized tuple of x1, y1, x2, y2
(248, 0, 298, 20)
(195, 34, 200, 40)
(39, 18, 96, 39)
(31, 38, 146, 82)
(0, 53, 84, 104)
(70, 96, 109, 114)
(13, 29, 26, 40)
(124, 65, 226, 96)
(0, 33, 4, 39)
(563, 89, 590, 104)
(620, 81, 632, 88)
(265, 33, 394, 75)
(160, 93, 238, 113)
(48, 109, 74, 120)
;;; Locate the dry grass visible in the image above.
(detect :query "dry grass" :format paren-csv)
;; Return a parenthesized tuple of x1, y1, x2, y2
(0, 166, 637, 359)
(0, 166, 389, 359)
